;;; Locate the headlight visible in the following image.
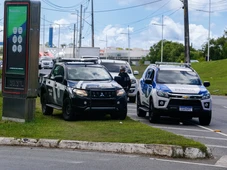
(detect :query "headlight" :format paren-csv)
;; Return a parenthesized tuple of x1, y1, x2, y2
(157, 90, 169, 98)
(131, 79, 137, 84)
(202, 92, 210, 99)
(116, 89, 126, 96)
(73, 89, 88, 97)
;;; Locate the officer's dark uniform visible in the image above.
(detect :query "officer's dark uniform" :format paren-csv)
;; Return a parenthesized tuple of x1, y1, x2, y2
(118, 66, 131, 93)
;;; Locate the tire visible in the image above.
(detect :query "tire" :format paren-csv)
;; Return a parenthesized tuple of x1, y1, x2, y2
(41, 93, 53, 115)
(148, 99, 160, 123)
(199, 112, 212, 126)
(63, 98, 75, 121)
(129, 96, 136, 103)
(111, 107, 127, 120)
(136, 94, 146, 117)
(119, 109, 127, 120)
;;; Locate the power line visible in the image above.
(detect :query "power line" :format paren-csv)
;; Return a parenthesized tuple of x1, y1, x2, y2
(94, 0, 162, 13)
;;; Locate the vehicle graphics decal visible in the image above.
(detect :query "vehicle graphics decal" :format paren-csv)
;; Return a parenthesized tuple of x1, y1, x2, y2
(160, 84, 201, 94)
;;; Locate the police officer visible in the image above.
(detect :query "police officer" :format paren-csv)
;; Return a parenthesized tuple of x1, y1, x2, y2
(118, 66, 131, 94)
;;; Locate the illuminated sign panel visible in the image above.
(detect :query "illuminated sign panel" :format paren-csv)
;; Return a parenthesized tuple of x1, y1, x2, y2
(6, 5, 28, 75)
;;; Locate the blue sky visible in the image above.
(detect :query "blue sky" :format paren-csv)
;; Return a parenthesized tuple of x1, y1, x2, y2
(0, 0, 227, 50)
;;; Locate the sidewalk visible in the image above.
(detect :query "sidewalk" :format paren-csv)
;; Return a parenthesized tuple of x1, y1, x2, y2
(0, 137, 212, 159)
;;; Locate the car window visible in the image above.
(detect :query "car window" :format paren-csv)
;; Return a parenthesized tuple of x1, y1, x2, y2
(52, 65, 64, 77)
(101, 62, 132, 74)
(67, 66, 112, 81)
(145, 68, 154, 79)
(156, 70, 202, 85)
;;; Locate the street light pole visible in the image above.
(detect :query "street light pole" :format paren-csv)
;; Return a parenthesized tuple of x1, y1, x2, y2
(73, 23, 76, 58)
(120, 26, 131, 64)
(207, 0, 211, 61)
(196, 1, 212, 62)
(152, 15, 165, 62)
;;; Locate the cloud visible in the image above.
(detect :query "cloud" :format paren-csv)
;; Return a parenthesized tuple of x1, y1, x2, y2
(94, 16, 210, 50)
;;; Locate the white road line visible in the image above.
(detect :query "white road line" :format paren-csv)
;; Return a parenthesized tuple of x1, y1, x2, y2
(152, 126, 209, 132)
(223, 106, 227, 109)
(206, 145, 227, 149)
(178, 134, 227, 141)
(197, 125, 227, 137)
(150, 158, 227, 168)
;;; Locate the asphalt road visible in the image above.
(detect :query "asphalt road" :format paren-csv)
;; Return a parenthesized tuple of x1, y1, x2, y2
(0, 146, 226, 170)
(127, 95, 227, 167)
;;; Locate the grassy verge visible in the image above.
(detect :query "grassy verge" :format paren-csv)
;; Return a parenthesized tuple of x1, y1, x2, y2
(0, 96, 206, 151)
(132, 59, 227, 96)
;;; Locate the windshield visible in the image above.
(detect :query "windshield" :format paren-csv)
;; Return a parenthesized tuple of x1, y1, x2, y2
(40, 56, 52, 61)
(101, 62, 132, 74)
(156, 70, 202, 85)
(67, 66, 112, 81)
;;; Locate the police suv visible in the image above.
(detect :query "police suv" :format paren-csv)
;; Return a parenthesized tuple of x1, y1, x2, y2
(39, 60, 128, 121)
(137, 62, 212, 125)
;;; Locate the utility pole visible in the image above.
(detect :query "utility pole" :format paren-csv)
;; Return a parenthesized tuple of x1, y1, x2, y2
(183, 0, 190, 63)
(79, 4, 83, 48)
(73, 23, 76, 58)
(91, 0, 94, 47)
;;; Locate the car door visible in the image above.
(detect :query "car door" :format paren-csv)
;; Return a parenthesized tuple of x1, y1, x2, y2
(45, 67, 57, 104)
(141, 68, 154, 106)
(54, 65, 66, 106)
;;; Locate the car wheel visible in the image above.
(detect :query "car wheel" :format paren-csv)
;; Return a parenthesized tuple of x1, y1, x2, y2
(136, 94, 146, 117)
(119, 108, 127, 120)
(199, 112, 212, 126)
(63, 98, 74, 121)
(41, 93, 53, 115)
(129, 96, 136, 103)
(148, 99, 160, 123)
(111, 107, 127, 120)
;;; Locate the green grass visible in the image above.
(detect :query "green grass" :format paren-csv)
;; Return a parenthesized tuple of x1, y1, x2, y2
(132, 59, 227, 96)
(0, 97, 206, 151)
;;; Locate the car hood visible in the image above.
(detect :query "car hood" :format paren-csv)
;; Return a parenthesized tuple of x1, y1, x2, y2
(67, 80, 122, 90)
(156, 84, 209, 94)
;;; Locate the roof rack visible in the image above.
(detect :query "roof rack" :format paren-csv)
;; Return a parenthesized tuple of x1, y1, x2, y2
(155, 62, 191, 67)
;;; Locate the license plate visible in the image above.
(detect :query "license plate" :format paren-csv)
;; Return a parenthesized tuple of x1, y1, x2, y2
(179, 106, 193, 112)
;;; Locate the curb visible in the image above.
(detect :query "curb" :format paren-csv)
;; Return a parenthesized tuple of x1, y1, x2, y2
(0, 137, 212, 159)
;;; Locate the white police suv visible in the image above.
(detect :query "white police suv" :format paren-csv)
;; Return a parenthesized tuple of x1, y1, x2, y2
(100, 59, 139, 103)
(137, 62, 212, 125)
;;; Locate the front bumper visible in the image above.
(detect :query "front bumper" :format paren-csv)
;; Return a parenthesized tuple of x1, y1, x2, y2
(128, 83, 138, 97)
(153, 95, 212, 118)
(70, 95, 127, 114)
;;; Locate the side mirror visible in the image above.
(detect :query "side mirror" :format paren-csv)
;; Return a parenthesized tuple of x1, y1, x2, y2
(114, 76, 121, 84)
(203, 81, 210, 87)
(134, 70, 139, 75)
(144, 78, 152, 84)
(55, 75, 63, 83)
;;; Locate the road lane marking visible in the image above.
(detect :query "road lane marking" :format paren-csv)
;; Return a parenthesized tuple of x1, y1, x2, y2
(206, 145, 227, 149)
(152, 126, 209, 132)
(149, 158, 227, 168)
(215, 155, 227, 167)
(178, 134, 227, 141)
(223, 106, 227, 109)
(197, 125, 227, 137)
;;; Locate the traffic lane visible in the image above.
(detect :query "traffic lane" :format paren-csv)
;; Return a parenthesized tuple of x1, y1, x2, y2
(0, 146, 226, 170)
(127, 102, 227, 163)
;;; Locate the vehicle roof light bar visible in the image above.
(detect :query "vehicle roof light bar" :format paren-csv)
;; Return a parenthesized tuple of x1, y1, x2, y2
(155, 62, 191, 67)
